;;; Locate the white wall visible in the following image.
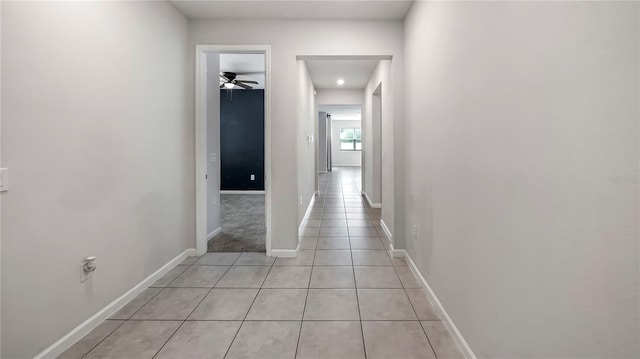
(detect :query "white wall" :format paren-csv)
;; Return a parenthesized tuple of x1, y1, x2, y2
(1, 2, 192, 357)
(0, 2, 3, 355)
(204, 52, 265, 240)
(315, 89, 364, 108)
(403, 2, 639, 358)
(331, 119, 362, 166)
(363, 61, 395, 242)
(370, 86, 382, 204)
(318, 111, 328, 172)
(297, 60, 316, 224)
(206, 52, 221, 237)
(190, 20, 404, 250)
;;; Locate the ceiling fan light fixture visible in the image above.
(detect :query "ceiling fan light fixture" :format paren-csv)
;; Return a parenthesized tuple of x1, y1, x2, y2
(224, 82, 235, 89)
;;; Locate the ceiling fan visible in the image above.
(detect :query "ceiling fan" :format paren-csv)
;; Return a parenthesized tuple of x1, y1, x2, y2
(219, 72, 259, 90)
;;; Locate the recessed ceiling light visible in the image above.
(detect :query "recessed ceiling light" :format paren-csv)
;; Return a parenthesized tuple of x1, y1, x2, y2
(337, 79, 345, 86)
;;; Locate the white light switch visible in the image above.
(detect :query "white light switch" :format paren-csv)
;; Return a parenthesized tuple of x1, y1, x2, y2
(209, 153, 217, 162)
(250, 174, 255, 181)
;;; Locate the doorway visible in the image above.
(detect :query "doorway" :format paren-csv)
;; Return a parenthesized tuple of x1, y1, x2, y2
(317, 104, 362, 177)
(318, 105, 363, 172)
(195, 45, 272, 256)
(318, 105, 363, 195)
(214, 53, 266, 252)
(368, 83, 382, 208)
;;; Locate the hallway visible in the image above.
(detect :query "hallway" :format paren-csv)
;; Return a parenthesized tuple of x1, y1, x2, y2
(59, 168, 463, 359)
(2, 1, 637, 357)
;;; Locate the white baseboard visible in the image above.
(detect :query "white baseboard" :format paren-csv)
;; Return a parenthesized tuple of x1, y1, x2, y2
(270, 248, 298, 257)
(387, 242, 405, 258)
(332, 164, 361, 167)
(34, 248, 196, 359)
(380, 234, 404, 258)
(207, 227, 222, 241)
(380, 219, 393, 242)
(272, 238, 301, 258)
(363, 191, 381, 208)
(220, 190, 265, 195)
(400, 249, 477, 359)
(274, 191, 317, 259)
(380, 218, 396, 257)
(299, 191, 318, 226)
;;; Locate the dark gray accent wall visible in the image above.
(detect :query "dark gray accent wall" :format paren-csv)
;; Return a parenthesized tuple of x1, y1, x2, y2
(220, 89, 265, 190)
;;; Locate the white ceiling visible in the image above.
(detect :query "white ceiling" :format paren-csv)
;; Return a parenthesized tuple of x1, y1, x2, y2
(219, 53, 265, 90)
(319, 105, 362, 121)
(306, 59, 379, 89)
(170, 0, 415, 20)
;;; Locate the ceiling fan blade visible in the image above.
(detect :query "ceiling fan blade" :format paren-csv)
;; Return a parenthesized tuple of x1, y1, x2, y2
(237, 80, 258, 84)
(221, 72, 237, 80)
(220, 84, 226, 89)
(235, 82, 253, 90)
(219, 74, 230, 82)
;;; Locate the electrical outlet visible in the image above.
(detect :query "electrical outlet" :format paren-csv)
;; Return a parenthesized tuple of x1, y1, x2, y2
(250, 174, 255, 181)
(209, 153, 217, 162)
(80, 256, 97, 282)
(0, 168, 8, 192)
(299, 196, 303, 206)
(412, 225, 418, 241)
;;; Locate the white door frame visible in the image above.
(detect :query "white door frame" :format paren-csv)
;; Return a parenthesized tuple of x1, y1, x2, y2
(195, 44, 272, 256)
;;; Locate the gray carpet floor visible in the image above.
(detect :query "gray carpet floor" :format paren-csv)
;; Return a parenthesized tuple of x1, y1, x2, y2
(208, 194, 266, 252)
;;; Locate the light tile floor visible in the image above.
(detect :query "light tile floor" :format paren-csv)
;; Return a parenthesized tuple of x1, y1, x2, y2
(59, 167, 464, 359)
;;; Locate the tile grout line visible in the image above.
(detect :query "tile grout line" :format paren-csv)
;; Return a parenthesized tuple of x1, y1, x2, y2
(79, 318, 127, 359)
(343, 176, 369, 359)
(222, 255, 276, 359)
(82, 170, 383, 358)
(391, 262, 440, 358)
(81, 258, 201, 358)
(122, 318, 438, 322)
(293, 249, 313, 358)
(151, 254, 240, 359)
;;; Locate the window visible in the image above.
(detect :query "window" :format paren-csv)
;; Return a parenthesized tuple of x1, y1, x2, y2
(340, 128, 361, 151)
